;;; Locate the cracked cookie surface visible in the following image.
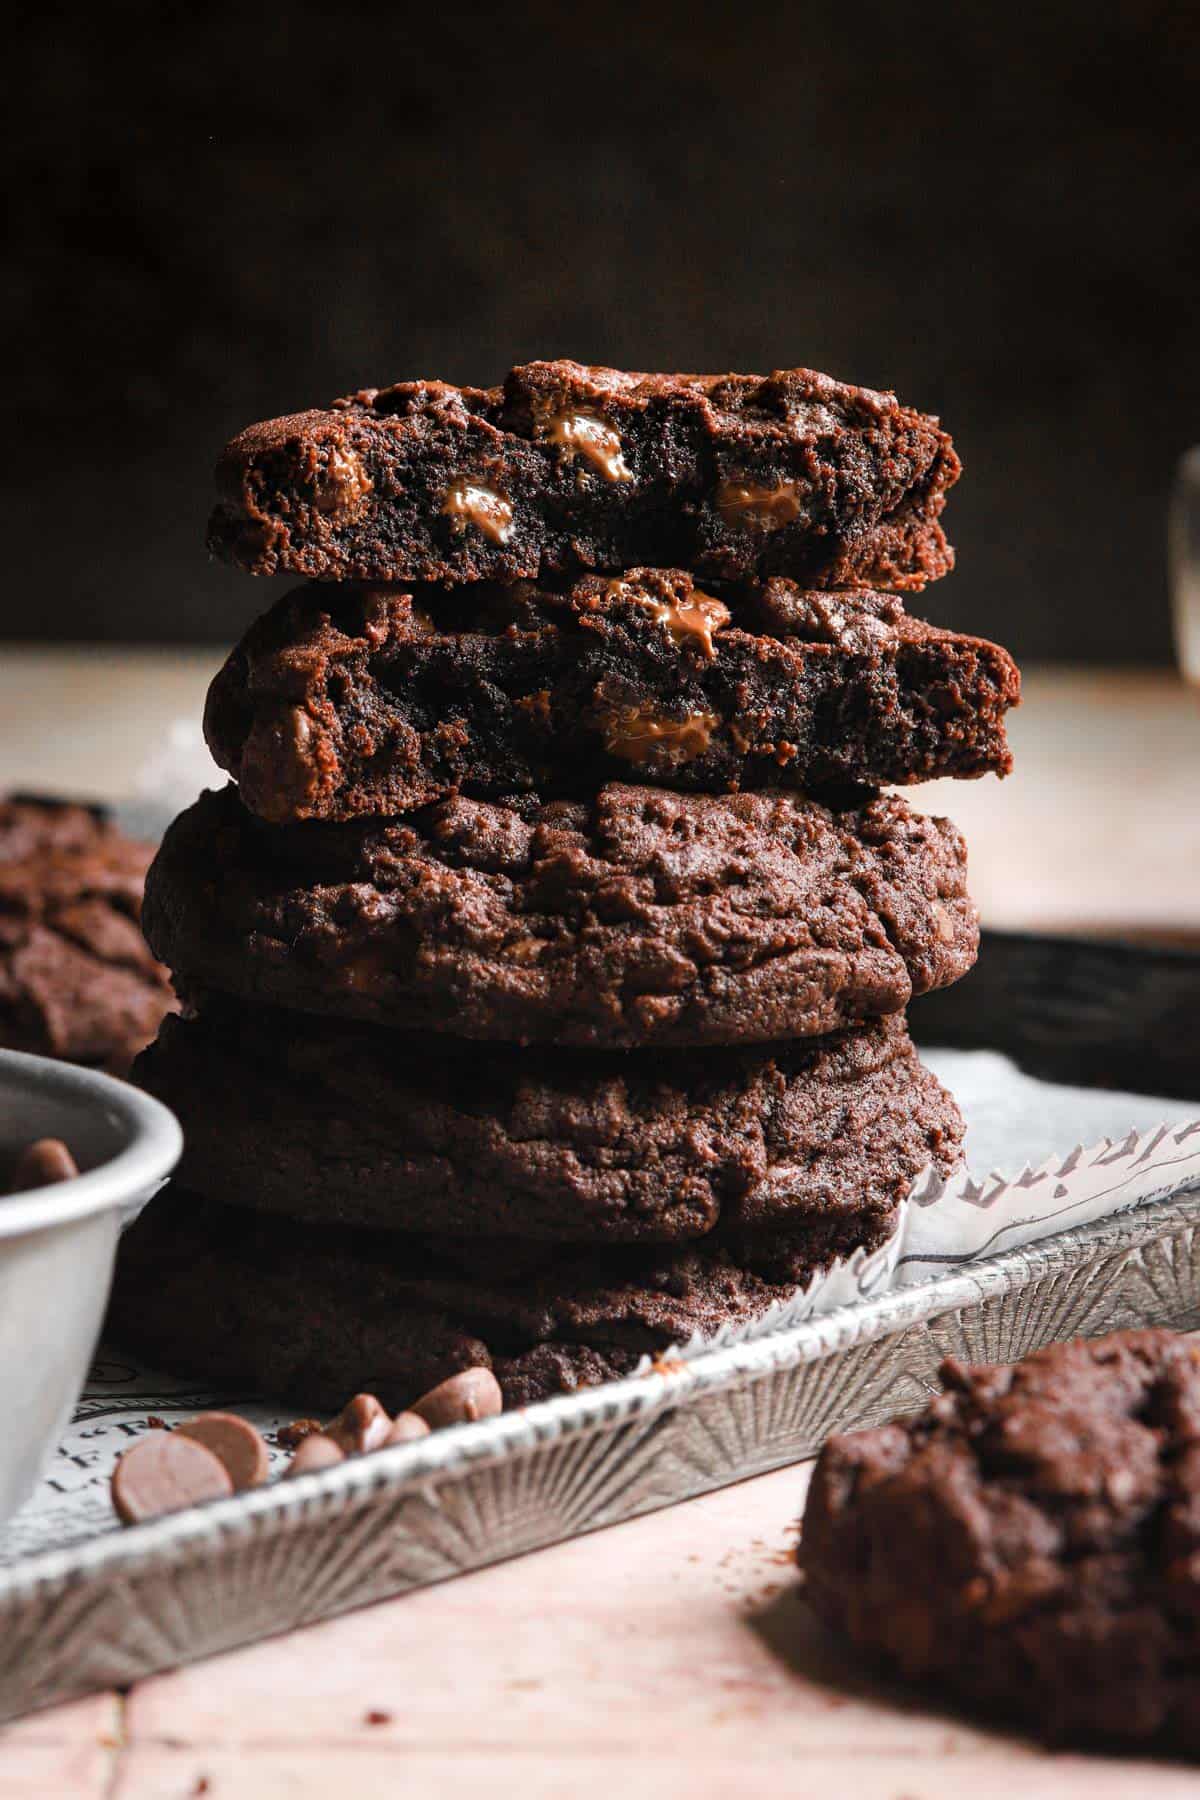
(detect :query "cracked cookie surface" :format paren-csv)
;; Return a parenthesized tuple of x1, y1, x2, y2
(134, 1008, 962, 1241)
(108, 1181, 929, 1411)
(143, 782, 978, 1048)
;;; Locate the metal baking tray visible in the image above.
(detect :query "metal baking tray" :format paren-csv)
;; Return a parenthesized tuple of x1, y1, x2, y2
(0, 929, 1198, 1724)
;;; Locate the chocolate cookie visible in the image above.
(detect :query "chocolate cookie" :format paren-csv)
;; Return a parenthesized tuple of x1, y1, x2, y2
(208, 360, 959, 592)
(801, 1330, 1200, 1755)
(133, 1008, 963, 1242)
(0, 795, 175, 1071)
(144, 783, 978, 1048)
(204, 575, 1018, 824)
(108, 1186, 903, 1410)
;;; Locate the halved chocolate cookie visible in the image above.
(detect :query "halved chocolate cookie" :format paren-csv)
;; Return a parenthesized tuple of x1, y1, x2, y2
(204, 575, 1018, 824)
(208, 360, 959, 592)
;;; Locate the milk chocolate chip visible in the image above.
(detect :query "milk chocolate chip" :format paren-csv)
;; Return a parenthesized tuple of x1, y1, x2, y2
(7, 1138, 79, 1193)
(285, 1433, 346, 1477)
(326, 1392, 393, 1455)
(441, 480, 514, 544)
(409, 1366, 503, 1430)
(176, 1412, 270, 1491)
(385, 1411, 432, 1446)
(714, 479, 803, 530)
(112, 1430, 234, 1523)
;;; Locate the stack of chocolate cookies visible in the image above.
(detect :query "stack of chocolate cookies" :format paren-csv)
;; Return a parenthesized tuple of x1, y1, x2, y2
(112, 361, 1019, 1410)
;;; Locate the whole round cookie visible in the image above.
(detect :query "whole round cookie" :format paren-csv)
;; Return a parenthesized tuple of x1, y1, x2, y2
(0, 795, 175, 1071)
(107, 1187, 905, 1411)
(203, 574, 1017, 824)
(801, 1330, 1200, 1754)
(133, 1008, 963, 1242)
(143, 782, 977, 1049)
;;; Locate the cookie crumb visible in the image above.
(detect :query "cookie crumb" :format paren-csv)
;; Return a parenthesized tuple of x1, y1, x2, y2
(277, 1417, 322, 1450)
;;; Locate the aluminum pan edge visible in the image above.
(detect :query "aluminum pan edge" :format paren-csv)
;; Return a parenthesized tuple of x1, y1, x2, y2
(1, 1181, 1199, 1717)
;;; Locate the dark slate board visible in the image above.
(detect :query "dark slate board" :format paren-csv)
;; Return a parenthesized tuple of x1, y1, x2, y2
(913, 929, 1200, 1101)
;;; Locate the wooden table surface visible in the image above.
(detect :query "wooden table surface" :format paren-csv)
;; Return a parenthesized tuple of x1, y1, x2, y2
(2, 653, 1199, 1797)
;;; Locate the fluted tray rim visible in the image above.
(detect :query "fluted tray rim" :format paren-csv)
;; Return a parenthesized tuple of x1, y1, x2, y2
(4, 1176, 1198, 1609)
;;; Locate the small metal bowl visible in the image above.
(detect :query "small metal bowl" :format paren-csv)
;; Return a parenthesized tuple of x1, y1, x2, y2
(0, 1052, 182, 1524)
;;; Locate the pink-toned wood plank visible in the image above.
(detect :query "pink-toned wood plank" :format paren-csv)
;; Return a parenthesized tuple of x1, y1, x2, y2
(129, 1464, 971, 1753)
(123, 1461, 1186, 1790)
(108, 1745, 1200, 1800)
(0, 1691, 119, 1798)
(0, 1690, 119, 1747)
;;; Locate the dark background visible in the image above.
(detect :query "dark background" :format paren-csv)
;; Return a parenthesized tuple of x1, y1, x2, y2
(7, 0, 1198, 659)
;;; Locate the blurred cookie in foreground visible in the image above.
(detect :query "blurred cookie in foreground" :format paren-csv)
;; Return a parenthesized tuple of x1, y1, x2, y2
(0, 795, 176, 1073)
(799, 1328, 1200, 1755)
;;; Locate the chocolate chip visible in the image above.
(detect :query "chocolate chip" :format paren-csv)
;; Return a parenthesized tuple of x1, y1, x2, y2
(409, 1366, 503, 1430)
(326, 1392, 393, 1455)
(285, 1433, 346, 1477)
(112, 1430, 233, 1524)
(8, 1137, 79, 1193)
(176, 1412, 270, 1491)
(385, 1411, 431, 1446)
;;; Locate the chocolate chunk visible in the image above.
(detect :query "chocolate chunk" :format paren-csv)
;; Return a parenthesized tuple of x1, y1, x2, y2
(175, 1411, 269, 1491)
(714, 479, 803, 529)
(277, 1417, 323, 1450)
(409, 1367, 503, 1429)
(597, 702, 718, 766)
(8, 1137, 79, 1193)
(111, 1429, 233, 1523)
(441, 480, 514, 545)
(208, 360, 959, 592)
